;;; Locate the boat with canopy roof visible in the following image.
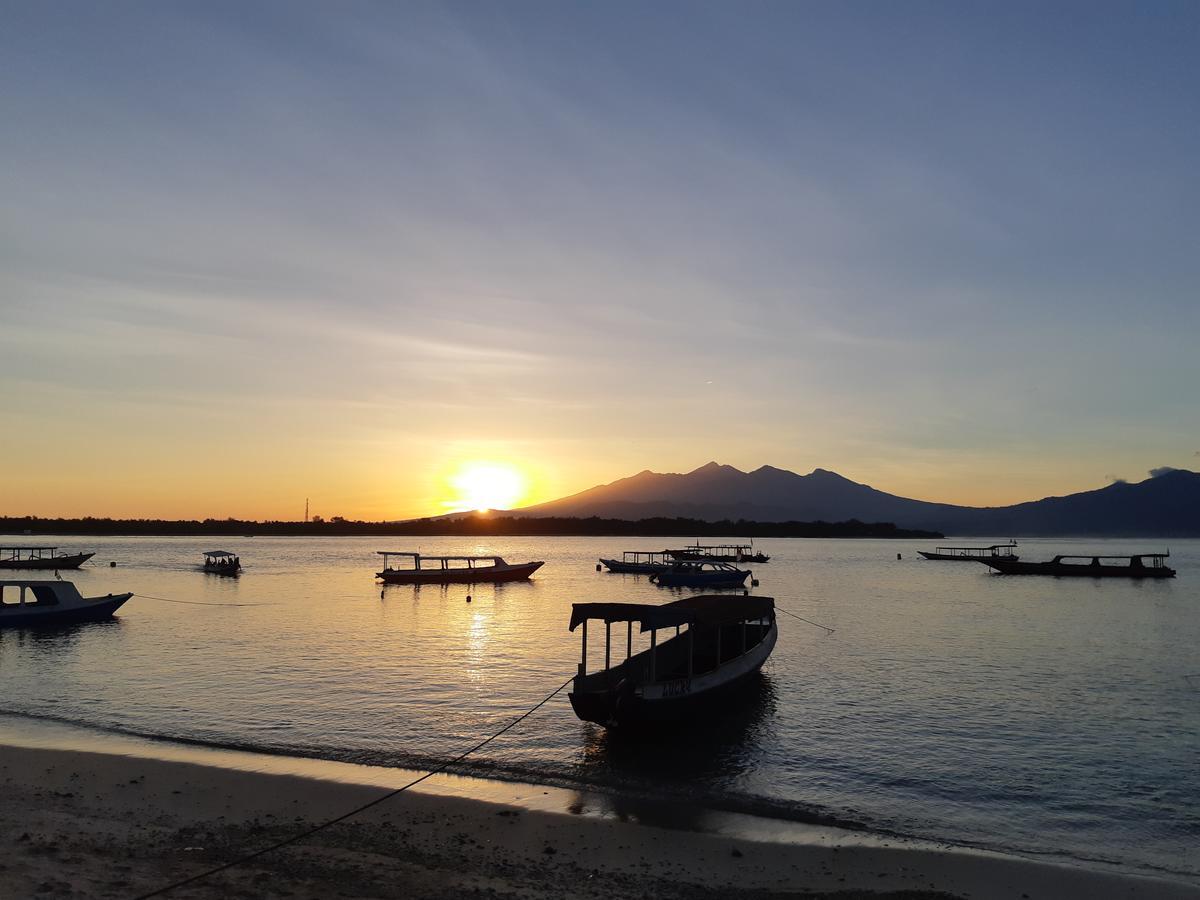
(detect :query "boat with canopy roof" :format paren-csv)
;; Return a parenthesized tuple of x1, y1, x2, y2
(918, 541, 1018, 562)
(597, 550, 673, 574)
(0, 579, 132, 628)
(667, 543, 769, 564)
(982, 553, 1175, 578)
(0, 547, 95, 570)
(568, 594, 777, 729)
(203, 550, 241, 575)
(376, 552, 544, 585)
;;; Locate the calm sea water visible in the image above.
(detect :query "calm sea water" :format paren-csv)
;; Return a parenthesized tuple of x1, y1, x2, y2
(1, 535, 1196, 879)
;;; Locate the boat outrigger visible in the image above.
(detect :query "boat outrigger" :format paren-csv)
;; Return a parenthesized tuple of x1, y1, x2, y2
(650, 560, 752, 589)
(919, 541, 1018, 562)
(598, 551, 673, 574)
(203, 551, 241, 575)
(982, 553, 1175, 579)
(668, 543, 769, 564)
(376, 552, 544, 585)
(568, 594, 777, 729)
(0, 580, 132, 628)
(0, 547, 95, 570)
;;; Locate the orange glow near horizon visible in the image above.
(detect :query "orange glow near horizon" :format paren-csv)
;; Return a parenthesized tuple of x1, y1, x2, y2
(443, 462, 529, 513)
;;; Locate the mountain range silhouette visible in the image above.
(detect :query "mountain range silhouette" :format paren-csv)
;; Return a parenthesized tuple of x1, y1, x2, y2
(509, 462, 1200, 536)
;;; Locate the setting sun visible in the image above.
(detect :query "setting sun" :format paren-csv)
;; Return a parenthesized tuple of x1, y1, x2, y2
(446, 462, 528, 513)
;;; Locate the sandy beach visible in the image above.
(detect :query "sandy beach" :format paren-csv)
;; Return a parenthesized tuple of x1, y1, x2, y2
(1, 743, 1195, 900)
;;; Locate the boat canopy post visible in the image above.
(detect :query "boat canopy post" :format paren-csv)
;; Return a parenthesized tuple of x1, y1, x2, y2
(626, 621, 632, 658)
(687, 626, 694, 677)
(649, 629, 656, 681)
(604, 621, 611, 672)
(580, 620, 588, 679)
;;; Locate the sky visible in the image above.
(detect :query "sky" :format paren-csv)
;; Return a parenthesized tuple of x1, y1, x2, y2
(2, 1, 1198, 519)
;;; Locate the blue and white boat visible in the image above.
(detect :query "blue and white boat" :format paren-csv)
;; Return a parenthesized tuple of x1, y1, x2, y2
(650, 560, 751, 588)
(0, 580, 132, 628)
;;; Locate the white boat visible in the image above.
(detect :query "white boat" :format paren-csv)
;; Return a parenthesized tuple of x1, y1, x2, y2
(0, 580, 132, 628)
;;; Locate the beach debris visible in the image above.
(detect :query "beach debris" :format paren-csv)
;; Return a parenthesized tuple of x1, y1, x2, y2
(731, 848, 743, 858)
(543, 845, 557, 855)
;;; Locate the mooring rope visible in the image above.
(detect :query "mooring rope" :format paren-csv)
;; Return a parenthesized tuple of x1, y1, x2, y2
(132, 673, 575, 899)
(775, 605, 835, 634)
(133, 593, 275, 608)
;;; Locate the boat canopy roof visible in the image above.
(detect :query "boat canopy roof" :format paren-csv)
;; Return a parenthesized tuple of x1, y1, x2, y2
(204, 550, 238, 558)
(1052, 553, 1169, 561)
(0, 546, 60, 552)
(377, 551, 503, 561)
(570, 595, 774, 633)
(935, 543, 1017, 551)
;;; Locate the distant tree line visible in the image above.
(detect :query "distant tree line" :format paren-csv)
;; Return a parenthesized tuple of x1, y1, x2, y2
(0, 514, 941, 539)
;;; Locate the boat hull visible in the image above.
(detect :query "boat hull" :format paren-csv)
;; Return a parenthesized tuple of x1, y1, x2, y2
(650, 570, 750, 588)
(0, 592, 131, 628)
(570, 622, 777, 729)
(982, 560, 1175, 578)
(919, 551, 1018, 561)
(0, 553, 94, 570)
(598, 558, 671, 574)
(377, 560, 544, 584)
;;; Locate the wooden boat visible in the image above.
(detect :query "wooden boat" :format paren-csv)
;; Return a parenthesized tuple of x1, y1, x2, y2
(203, 550, 242, 575)
(982, 553, 1175, 579)
(598, 551, 673, 574)
(919, 541, 1018, 562)
(668, 543, 770, 564)
(0, 547, 95, 570)
(0, 580, 132, 628)
(568, 594, 777, 729)
(650, 560, 751, 588)
(376, 552, 544, 585)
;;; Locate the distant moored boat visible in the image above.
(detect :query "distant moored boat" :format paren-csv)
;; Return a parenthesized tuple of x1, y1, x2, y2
(598, 551, 673, 574)
(668, 543, 770, 564)
(982, 553, 1175, 579)
(376, 551, 544, 584)
(0, 547, 95, 570)
(650, 560, 752, 588)
(918, 541, 1018, 562)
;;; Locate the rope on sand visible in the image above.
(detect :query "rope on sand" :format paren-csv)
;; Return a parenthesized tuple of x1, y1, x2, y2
(132, 674, 575, 899)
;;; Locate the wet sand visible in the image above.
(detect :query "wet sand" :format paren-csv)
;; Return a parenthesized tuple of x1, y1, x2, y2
(1, 744, 1195, 899)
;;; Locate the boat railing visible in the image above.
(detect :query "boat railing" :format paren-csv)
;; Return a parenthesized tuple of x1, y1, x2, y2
(571, 596, 775, 686)
(377, 552, 505, 571)
(1049, 553, 1170, 567)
